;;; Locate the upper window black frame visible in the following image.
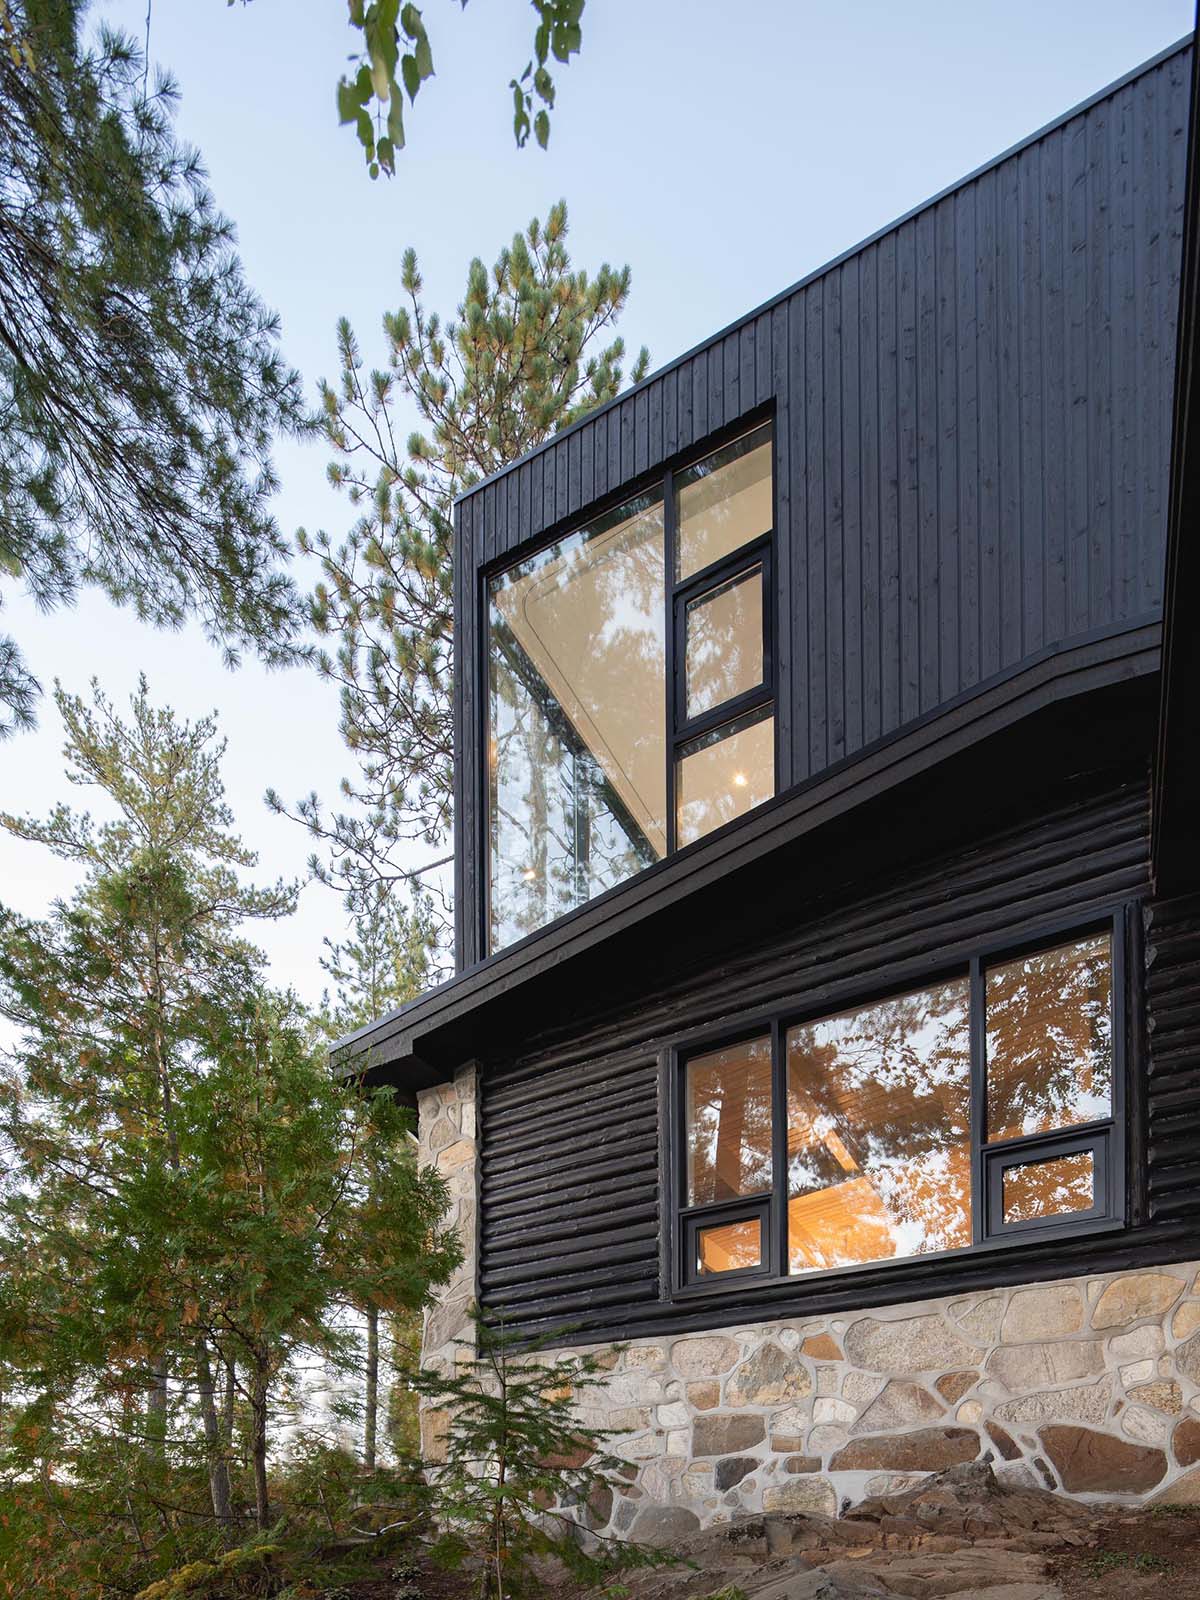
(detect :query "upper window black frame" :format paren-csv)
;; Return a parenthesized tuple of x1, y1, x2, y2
(481, 415, 778, 952)
(665, 905, 1128, 1297)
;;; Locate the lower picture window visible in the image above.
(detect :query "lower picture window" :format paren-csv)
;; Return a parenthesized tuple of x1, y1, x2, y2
(674, 921, 1122, 1290)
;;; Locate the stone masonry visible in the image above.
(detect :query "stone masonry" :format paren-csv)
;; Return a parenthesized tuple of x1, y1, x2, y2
(415, 1074, 1200, 1538)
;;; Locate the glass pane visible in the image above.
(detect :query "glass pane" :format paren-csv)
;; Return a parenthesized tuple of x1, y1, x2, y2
(488, 494, 667, 952)
(985, 933, 1113, 1142)
(1002, 1151, 1095, 1223)
(685, 565, 764, 719)
(697, 1217, 761, 1276)
(685, 1035, 772, 1205)
(676, 425, 772, 581)
(786, 978, 972, 1274)
(677, 710, 774, 847)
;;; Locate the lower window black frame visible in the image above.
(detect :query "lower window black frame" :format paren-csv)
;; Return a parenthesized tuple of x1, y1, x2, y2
(666, 904, 1128, 1302)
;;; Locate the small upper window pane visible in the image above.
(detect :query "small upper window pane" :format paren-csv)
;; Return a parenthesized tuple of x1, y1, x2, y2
(786, 979, 972, 1273)
(676, 425, 772, 581)
(685, 1035, 772, 1206)
(985, 933, 1113, 1143)
(685, 565, 765, 720)
(1002, 1150, 1095, 1224)
(696, 1216, 762, 1275)
(677, 710, 774, 848)
(488, 493, 666, 952)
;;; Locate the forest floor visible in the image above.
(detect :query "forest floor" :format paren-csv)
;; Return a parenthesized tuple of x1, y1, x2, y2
(331, 1465, 1200, 1600)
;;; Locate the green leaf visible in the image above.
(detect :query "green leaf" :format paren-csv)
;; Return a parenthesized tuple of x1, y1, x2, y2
(534, 109, 549, 149)
(401, 53, 421, 100)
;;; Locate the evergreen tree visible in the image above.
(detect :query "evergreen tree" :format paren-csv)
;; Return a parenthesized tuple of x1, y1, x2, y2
(0, 1, 305, 738)
(272, 203, 648, 941)
(318, 884, 439, 1473)
(0, 680, 460, 1593)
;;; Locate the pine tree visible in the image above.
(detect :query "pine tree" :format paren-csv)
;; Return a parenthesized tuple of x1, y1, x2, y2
(272, 203, 648, 942)
(318, 884, 438, 1472)
(0, 680, 461, 1593)
(0, 2, 305, 738)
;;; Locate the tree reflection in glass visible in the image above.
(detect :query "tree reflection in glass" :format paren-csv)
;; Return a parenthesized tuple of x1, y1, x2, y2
(785, 979, 972, 1273)
(985, 933, 1112, 1141)
(685, 1035, 773, 1206)
(488, 493, 667, 951)
(1002, 1151, 1095, 1222)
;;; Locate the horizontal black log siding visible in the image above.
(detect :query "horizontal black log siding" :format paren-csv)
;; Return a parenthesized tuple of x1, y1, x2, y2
(477, 770, 1200, 1342)
(1145, 892, 1200, 1222)
(453, 41, 1190, 971)
(479, 1054, 661, 1320)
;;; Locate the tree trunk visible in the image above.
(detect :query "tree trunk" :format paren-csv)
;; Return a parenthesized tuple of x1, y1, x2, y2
(251, 1364, 271, 1530)
(195, 1341, 233, 1527)
(145, 1364, 168, 1459)
(364, 1303, 379, 1473)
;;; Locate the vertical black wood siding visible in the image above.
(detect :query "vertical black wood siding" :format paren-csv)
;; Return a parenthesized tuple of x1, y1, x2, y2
(477, 773, 1199, 1341)
(454, 43, 1190, 972)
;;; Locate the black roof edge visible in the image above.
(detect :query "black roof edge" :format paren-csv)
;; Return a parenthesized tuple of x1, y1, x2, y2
(453, 32, 1194, 513)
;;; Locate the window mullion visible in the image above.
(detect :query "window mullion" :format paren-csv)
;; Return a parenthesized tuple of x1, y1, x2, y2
(969, 954, 986, 1246)
(771, 1016, 787, 1280)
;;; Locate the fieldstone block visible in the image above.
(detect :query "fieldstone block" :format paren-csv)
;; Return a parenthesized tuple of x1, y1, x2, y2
(714, 1455, 758, 1490)
(671, 1336, 739, 1377)
(950, 1295, 1005, 1344)
(829, 1427, 981, 1472)
(1128, 1380, 1182, 1415)
(994, 1378, 1111, 1427)
(762, 1477, 836, 1516)
(801, 1333, 842, 1360)
(687, 1380, 719, 1410)
(1176, 1330, 1200, 1384)
(692, 1412, 766, 1456)
(1091, 1272, 1186, 1330)
(657, 1401, 690, 1429)
(986, 1340, 1106, 1390)
(1174, 1415, 1200, 1467)
(1122, 1406, 1172, 1447)
(1110, 1324, 1165, 1360)
(935, 1371, 978, 1404)
(1000, 1285, 1083, 1343)
(957, 1401, 982, 1423)
(985, 1421, 1021, 1460)
(843, 1314, 981, 1373)
(814, 1396, 856, 1424)
(852, 1380, 946, 1433)
(1172, 1301, 1200, 1340)
(1039, 1424, 1167, 1493)
(726, 1343, 812, 1406)
(630, 1505, 700, 1546)
(1153, 1466, 1200, 1505)
(769, 1403, 809, 1451)
(784, 1453, 822, 1473)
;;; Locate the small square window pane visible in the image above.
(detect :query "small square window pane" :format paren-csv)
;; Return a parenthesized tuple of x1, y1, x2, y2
(677, 711, 774, 847)
(685, 566, 764, 719)
(785, 978, 972, 1274)
(1002, 1151, 1095, 1224)
(677, 425, 772, 581)
(986, 933, 1113, 1142)
(696, 1217, 762, 1276)
(685, 1035, 772, 1205)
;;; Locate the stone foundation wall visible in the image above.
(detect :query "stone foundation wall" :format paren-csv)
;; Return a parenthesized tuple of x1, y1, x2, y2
(556, 1264, 1200, 1543)
(413, 1080, 1200, 1533)
(415, 1065, 478, 1459)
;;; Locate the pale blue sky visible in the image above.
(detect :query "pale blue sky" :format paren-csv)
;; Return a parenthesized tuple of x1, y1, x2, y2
(1, 0, 1191, 1005)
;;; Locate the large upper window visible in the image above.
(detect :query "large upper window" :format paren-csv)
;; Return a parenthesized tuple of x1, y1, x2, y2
(674, 923, 1121, 1289)
(488, 423, 774, 952)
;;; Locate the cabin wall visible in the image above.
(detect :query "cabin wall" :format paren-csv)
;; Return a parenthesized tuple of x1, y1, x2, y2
(413, 857, 1200, 1516)
(453, 42, 1191, 971)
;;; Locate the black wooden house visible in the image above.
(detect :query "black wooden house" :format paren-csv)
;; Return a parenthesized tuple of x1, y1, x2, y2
(339, 37, 1200, 1516)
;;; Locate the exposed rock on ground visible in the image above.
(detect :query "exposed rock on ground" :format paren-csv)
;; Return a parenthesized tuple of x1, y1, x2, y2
(617, 1461, 1199, 1600)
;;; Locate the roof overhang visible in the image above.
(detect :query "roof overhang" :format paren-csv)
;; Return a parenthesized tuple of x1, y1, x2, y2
(336, 625, 1160, 1096)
